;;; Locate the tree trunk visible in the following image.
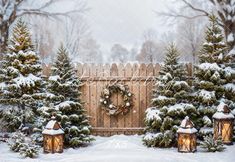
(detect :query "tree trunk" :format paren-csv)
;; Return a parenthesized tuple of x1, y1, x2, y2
(223, 20, 235, 51)
(0, 23, 9, 57)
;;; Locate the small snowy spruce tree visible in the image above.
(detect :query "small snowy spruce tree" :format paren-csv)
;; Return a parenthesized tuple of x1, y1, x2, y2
(194, 15, 235, 137)
(0, 19, 45, 131)
(143, 43, 196, 147)
(41, 44, 93, 148)
(200, 135, 225, 152)
(8, 132, 39, 158)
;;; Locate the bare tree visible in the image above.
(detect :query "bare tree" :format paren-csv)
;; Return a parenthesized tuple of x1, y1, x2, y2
(160, 0, 235, 51)
(0, 0, 88, 55)
(110, 44, 129, 63)
(176, 18, 206, 63)
(79, 38, 102, 63)
(136, 29, 159, 63)
(63, 15, 90, 57)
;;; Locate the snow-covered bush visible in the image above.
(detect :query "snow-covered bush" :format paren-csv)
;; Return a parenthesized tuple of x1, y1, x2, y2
(40, 44, 93, 148)
(8, 132, 40, 158)
(200, 135, 225, 152)
(19, 143, 40, 158)
(194, 15, 235, 138)
(8, 132, 26, 152)
(0, 20, 46, 131)
(143, 43, 195, 148)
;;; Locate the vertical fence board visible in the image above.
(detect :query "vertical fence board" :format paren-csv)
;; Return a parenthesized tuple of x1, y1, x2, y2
(139, 64, 147, 127)
(117, 64, 125, 129)
(132, 63, 140, 128)
(124, 63, 133, 131)
(82, 64, 90, 121)
(90, 64, 97, 126)
(146, 64, 154, 108)
(96, 64, 104, 128)
(110, 64, 119, 133)
(103, 64, 111, 133)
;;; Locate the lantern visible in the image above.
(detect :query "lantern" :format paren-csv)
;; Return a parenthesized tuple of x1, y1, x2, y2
(213, 102, 234, 145)
(177, 116, 197, 153)
(42, 116, 64, 153)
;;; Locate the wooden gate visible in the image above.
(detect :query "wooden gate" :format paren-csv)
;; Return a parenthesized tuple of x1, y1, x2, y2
(42, 63, 192, 136)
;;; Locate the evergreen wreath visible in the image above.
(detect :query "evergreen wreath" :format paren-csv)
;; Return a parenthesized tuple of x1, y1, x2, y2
(100, 83, 133, 116)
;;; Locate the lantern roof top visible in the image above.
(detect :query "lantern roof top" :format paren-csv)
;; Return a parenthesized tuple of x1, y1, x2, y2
(42, 119, 64, 135)
(177, 116, 197, 134)
(180, 116, 194, 128)
(213, 102, 235, 119)
(217, 102, 230, 113)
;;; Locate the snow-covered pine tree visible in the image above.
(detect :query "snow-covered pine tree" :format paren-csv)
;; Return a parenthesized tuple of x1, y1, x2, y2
(42, 44, 93, 148)
(0, 19, 45, 132)
(194, 15, 235, 137)
(143, 43, 197, 148)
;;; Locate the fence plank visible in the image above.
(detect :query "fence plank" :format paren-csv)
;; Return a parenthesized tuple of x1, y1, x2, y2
(103, 64, 111, 134)
(132, 63, 140, 127)
(124, 63, 133, 131)
(96, 64, 104, 127)
(110, 64, 119, 133)
(139, 63, 147, 127)
(146, 64, 154, 108)
(117, 64, 125, 129)
(82, 64, 90, 121)
(90, 64, 97, 126)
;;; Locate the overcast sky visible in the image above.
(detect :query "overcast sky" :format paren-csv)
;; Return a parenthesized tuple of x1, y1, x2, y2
(86, 0, 172, 52)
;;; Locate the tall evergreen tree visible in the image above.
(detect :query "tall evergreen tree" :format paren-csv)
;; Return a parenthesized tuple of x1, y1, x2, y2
(194, 15, 235, 137)
(143, 43, 196, 147)
(40, 44, 93, 148)
(0, 19, 45, 131)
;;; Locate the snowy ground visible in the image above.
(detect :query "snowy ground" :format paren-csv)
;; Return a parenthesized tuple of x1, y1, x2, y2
(0, 135, 235, 162)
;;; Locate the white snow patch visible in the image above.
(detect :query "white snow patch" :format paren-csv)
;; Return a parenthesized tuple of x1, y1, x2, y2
(168, 103, 194, 112)
(0, 135, 235, 162)
(199, 90, 215, 100)
(198, 63, 221, 71)
(199, 127, 213, 134)
(177, 127, 197, 134)
(13, 74, 41, 87)
(49, 75, 60, 81)
(145, 107, 161, 121)
(223, 83, 235, 92)
(227, 33, 234, 42)
(213, 112, 234, 119)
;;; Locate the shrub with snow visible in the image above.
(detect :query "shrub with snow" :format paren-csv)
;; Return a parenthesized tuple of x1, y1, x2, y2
(0, 20, 46, 131)
(194, 15, 235, 138)
(143, 43, 195, 148)
(200, 135, 225, 152)
(8, 131, 39, 158)
(40, 44, 93, 148)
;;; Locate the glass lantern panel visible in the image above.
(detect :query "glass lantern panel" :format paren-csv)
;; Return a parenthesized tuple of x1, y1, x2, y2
(190, 135, 196, 152)
(179, 134, 191, 152)
(222, 121, 232, 143)
(44, 135, 52, 152)
(54, 135, 63, 152)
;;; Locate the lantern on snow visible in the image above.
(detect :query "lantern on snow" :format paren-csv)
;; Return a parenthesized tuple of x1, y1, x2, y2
(213, 102, 234, 145)
(177, 116, 197, 153)
(42, 116, 64, 153)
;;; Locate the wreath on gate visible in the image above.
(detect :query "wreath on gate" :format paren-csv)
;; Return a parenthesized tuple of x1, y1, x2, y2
(100, 83, 133, 116)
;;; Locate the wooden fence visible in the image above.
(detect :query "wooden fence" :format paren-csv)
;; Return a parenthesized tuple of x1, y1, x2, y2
(42, 63, 192, 136)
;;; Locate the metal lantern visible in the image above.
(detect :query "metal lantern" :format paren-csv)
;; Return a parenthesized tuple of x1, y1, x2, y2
(177, 116, 197, 153)
(213, 102, 234, 145)
(42, 116, 64, 153)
